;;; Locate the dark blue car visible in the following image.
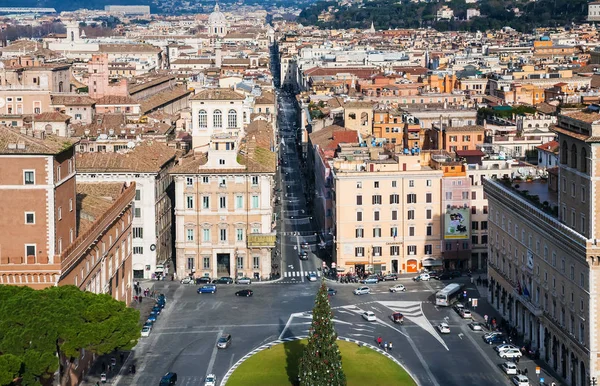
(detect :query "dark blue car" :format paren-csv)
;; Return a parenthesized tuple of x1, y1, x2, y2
(152, 306, 161, 315)
(197, 284, 217, 294)
(483, 334, 506, 345)
(147, 312, 158, 322)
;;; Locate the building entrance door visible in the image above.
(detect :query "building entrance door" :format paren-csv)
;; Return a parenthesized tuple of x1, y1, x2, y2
(217, 253, 230, 277)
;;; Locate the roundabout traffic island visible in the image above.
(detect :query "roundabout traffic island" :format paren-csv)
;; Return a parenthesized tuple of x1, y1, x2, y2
(225, 338, 417, 386)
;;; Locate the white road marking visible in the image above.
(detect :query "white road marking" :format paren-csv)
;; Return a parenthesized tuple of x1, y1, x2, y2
(205, 330, 223, 375)
(458, 333, 464, 340)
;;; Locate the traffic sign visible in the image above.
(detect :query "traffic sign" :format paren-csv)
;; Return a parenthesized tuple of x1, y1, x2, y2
(471, 298, 478, 307)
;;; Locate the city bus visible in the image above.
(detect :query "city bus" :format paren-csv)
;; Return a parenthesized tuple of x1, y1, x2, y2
(435, 283, 464, 306)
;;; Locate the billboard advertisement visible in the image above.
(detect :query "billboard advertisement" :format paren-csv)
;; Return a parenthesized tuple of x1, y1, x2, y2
(444, 207, 470, 239)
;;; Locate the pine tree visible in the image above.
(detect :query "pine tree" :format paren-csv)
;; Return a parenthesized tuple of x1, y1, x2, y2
(298, 280, 346, 386)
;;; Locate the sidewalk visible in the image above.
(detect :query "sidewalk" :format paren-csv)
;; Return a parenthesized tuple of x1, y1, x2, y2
(469, 282, 561, 386)
(81, 281, 156, 385)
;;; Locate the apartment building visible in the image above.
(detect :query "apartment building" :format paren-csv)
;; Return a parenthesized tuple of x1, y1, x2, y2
(76, 141, 177, 279)
(0, 56, 72, 115)
(484, 107, 600, 386)
(0, 126, 134, 307)
(172, 119, 277, 281)
(333, 147, 444, 274)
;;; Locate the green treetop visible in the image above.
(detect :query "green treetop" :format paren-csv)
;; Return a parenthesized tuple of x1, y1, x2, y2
(298, 280, 346, 386)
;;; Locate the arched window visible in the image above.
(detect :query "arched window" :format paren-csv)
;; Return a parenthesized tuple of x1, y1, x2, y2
(228, 109, 237, 128)
(198, 109, 207, 128)
(213, 110, 222, 128)
(561, 141, 568, 164)
(570, 144, 578, 169)
(580, 147, 588, 173)
(71, 31, 75, 41)
(360, 112, 368, 126)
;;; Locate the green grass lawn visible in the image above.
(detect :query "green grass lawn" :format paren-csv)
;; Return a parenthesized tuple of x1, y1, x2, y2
(226, 339, 417, 386)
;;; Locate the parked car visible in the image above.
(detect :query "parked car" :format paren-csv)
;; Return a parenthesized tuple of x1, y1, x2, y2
(204, 374, 217, 386)
(143, 321, 153, 329)
(236, 277, 252, 285)
(428, 271, 440, 279)
(151, 306, 162, 315)
(501, 361, 518, 375)
(301, 241, 310, 249)
(382, 273, 398, 281)
(217, 334, 232, 349)
(213, 277, 234, 284)
(499, 348, 523, 359)
(437, 323, 451, 334)
(389, 284, 406, 293)
(362, 311, 376, 322)
(362, 277, 379, 284)
(159, 372, 177, 386)
(180, 277, 194, 284)
(512, 374, 530, 386)
(141, 325, 151, 337)
(436, 273, 452, 280)
(235, 289, 253, 297)
(459, 309, 472, 319)
(453, 303, 465, 314)
(483, 334, 506, 345)
(197, 284, 217, 294)
(495, 344, 519, 353)
(353, 286, 371, 295)
(196, 277, 212, 284)
(413, 273, 430, 281)
(307, 273, 318, 282)
(327, 288, 337, 296)
(469, 322, 484, 331)
(148, 311, 158, 322)
(299, 251, 308, 260)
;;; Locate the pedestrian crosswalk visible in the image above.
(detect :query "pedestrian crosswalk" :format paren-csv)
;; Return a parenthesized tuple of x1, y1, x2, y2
(283, 270, 321, 278)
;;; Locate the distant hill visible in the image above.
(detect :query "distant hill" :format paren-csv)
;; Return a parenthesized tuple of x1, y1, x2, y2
(298, 0, 590, 32)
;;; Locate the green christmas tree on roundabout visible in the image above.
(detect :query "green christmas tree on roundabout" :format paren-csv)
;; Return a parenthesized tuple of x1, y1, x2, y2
(298, 280, 346, 386)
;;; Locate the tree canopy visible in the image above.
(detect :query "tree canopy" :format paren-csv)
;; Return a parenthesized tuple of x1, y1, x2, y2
(298, 280, 346, 386)
(0, 285, 140, 386)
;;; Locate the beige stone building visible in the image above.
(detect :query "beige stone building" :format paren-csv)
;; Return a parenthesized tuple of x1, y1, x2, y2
(484, 107, 600, 385)
(172, 119, 276, 281)
(333, 146, 443, 274)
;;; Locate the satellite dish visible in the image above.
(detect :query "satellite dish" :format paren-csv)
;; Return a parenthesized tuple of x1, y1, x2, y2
(127, 142, 135, 149)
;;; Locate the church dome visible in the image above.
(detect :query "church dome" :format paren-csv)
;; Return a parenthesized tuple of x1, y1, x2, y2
(208, 3, 226, 26)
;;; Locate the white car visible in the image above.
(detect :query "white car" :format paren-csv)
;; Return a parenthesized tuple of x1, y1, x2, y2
(141, 326, 151, 337)
(500, 348, 523, 359)
(460, 309, 472, 319)
(512, 375, 530, 386)
(437, 323, 451, 334)
(389, 284, 406, 293)
(469, 322, 483, 331)
(307, 273, 318, 282)
(353, 286, 371, 295)
(204, 374, 217, 386)
(501, 361, 519, 375)
(180, 277, 194, 284)
(419, 273, 431, 281)
(362, 311, 376, 322)
(495, 344, 519, 353)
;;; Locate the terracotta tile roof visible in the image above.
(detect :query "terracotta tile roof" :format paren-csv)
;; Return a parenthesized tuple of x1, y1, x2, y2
(76, 182, 126, 234)
(304, 67, 380, 79)
(128, 75, 176, 95)
(536, 140, 559, 153)
(444, 125, 485, 132)
(190, 88, 245, 101)
(51, 94, 96, 106)
(224, 33, 256, 39)
(562, 111, 600, 124)
(99, 44, 161, 53)
(309, 125, 358, 151)
(94, 95, 140, 105)
(222, 58, 251, 66)
(344, 101, 375, 109)
(76, 141, 177, 173)
(455, 149, 485, 157)
(171, 58, 214, 65)
(0, 126, 76, 155)
(34, 112, 71, 122)
(140, 86, 191, 114)
(535, 102, 558, 115)
(255, 91, 275, 104)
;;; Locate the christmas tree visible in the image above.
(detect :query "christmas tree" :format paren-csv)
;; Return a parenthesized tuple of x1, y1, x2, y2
(298, 280, 346, 386)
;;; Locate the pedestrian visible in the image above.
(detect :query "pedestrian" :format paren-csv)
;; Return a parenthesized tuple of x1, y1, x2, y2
(377, 336, 382, 347)
(131, 364, 136, 374)
(388, 342, 393, 351)
(470, 277, 474, 284)
(515, 356, 520, 364)
(139, 296, 142, 304)
(384, 342, 388, 351)
(107, 364, 111, 373)
(523, 368, 528, 376)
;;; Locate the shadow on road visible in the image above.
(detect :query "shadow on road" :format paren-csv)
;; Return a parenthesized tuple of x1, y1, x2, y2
(284, 339, 304, 386)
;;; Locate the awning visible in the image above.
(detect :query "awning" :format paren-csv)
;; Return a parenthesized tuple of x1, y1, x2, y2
(422, 259, 443, 267)
(344, 261, 369, 265)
